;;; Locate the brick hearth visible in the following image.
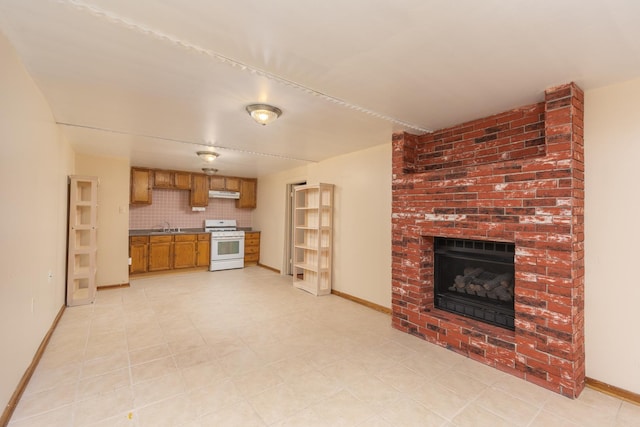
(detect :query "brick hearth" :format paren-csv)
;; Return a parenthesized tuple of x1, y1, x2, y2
(391, 83, 585, 398)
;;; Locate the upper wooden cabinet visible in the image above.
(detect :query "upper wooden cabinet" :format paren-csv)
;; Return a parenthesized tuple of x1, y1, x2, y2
(130, 168, 152, 204)
(190, 174, 209, 207)
(130, 167, 257, 208)
(153, 170, 172, 188)
(237, 179, 257, 209)
(174, 172, 192, 189)
(153, 170, 192, 190)
(209, 176, 241, 192)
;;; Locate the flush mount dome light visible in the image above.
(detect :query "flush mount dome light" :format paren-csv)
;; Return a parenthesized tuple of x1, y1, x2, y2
(246, 103, 282, 125)
(202, 168, 218, 175)
(197, 151, 219, 162)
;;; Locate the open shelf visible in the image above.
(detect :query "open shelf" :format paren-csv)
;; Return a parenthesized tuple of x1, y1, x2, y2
(67, 176, 98, 307)
(292, 183, 333, 296)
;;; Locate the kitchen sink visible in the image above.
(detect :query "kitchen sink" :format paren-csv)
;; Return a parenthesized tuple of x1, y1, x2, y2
(150, 230, 184, 234)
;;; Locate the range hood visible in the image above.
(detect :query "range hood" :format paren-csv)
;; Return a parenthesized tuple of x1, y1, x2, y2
(208, 190, 240, 199)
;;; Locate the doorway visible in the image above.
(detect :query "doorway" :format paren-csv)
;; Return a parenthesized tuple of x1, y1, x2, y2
(283, 181, 306, 275)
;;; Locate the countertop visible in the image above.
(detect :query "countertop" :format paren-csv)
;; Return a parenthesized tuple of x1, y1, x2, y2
(129, 228, 258, 236)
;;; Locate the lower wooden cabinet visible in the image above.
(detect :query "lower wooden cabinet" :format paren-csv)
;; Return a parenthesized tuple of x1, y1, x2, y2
(129, 236, 149, 274)
(196, 234, 210, 267)
(130, 232, 211, 274)
(244, 231, 260, 266)
(148, 235, 173, 271)
(173, 234, 197, 269)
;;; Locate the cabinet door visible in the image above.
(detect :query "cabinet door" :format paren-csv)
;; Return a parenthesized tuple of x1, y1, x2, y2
(153, 170, 173, 188)
(236, 179, 257, 209)
(130, 168, 152, 204)
(149, 234, 172, 271)
(196, 238, 210, 267)
(225, 177, 241, 192)
(190, 174, 209, 207)
(174, 241, 196, 269)
(174, 172, 192, 189)
(129, 243, 148, 274)
(148, 242, 172, 271)
(209, 176, 226, 190)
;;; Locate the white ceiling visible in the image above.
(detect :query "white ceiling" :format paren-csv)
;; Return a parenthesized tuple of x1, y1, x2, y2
(2, 0, 640, 177)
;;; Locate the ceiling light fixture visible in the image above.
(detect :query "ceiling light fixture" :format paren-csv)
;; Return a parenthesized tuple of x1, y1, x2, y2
(197, 151, 219, 162)
(202, 168, 218, 175)
(246, 104, 282, 126)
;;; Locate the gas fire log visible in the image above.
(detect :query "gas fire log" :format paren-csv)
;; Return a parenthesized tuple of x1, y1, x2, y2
(449, 268, 485, 292)
(448, 268, 514, 301)
(482, 272, 513, 291)
(494, 284, 512, 301)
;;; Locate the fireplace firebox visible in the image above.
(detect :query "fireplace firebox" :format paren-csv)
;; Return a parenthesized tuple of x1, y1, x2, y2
(434, 237, 515, 330)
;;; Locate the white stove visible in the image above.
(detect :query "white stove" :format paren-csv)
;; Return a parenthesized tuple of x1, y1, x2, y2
(204, 219, 245, 271)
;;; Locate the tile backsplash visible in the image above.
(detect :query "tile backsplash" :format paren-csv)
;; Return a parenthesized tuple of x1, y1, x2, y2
(129, 189, 252, 230)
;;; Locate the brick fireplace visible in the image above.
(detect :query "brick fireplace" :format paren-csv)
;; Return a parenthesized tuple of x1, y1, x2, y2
(391, 83, 585, 398)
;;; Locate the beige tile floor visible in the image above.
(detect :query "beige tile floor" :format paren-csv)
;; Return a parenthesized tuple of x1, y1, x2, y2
(8, 267, 640, 426)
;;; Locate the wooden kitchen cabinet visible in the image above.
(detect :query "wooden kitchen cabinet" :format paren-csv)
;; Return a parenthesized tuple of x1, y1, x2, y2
(154, 169, 192, 190)
(129, 236, 149, 274)
(173, 234, 197, 269)
(131, 167, 257, 208)
(237, 178, 257, 209)
(130, 167, 152, 204)
(196, 233, 210, 267)
(190, 173, 210, 207)
(130, 232, 210, 275)
(244, 231, 260, 266)
(148, 235, 173, 271)
(209, 176, 240, 191)
(153, 170, 173, 188)
(174, 172, 192, 189)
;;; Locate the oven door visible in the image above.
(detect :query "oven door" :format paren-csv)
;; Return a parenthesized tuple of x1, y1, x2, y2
(210, 235, 245, 271)
(211, 236, 244, 260)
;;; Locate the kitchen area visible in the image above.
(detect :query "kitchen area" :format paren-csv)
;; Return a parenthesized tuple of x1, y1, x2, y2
(128, 167, 261, 276)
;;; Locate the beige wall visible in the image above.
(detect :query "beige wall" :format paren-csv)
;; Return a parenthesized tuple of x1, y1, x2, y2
(75, 153, 130, 287)
(0, 32, 74, 407)
(584, 77, 640, 394)
(254, 143, 392, 308)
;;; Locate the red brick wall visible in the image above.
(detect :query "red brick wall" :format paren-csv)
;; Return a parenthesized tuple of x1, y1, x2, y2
(391, 82, 585, 398)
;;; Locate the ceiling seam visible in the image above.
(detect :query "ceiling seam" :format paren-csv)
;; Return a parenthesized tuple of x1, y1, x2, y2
(56, 121, 318, 162)
(55, 0, 432, 134)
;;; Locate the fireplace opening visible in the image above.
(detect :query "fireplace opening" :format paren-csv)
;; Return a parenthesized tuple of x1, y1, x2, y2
(434, 237, 515, 330)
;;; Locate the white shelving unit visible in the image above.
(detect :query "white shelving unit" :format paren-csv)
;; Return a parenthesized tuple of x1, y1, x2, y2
(66, 175, 98, 306)
(293, 183, 334, 296)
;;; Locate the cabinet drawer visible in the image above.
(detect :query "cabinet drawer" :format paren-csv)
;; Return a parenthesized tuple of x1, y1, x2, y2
(150, 235, 173, 243)
(245, 232, 260, 239)
(245, 238, 260, 247)
(245, 246, 259, 255)
(244, 253, 259, 262)
(197, 233, 210, 241)
(174, 234, 196, 242)
(130, 236, 149, 244)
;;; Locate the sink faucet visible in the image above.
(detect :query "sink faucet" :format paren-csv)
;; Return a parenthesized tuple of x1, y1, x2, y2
(162, 221, 170, 232)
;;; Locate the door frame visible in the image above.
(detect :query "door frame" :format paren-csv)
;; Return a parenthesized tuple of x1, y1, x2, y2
(283, 181, 306, 275)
